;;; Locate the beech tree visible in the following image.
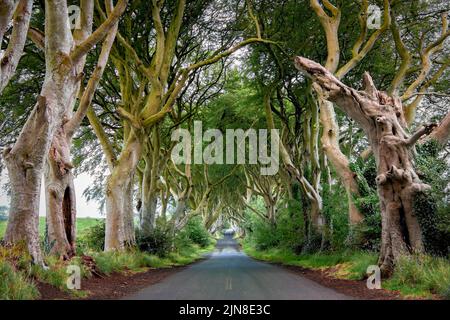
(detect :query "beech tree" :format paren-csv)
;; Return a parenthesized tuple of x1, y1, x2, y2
(44, 0, 123, 259)
(3, 0, 128, 263)
(85, 0, 274, 251)
(295, 56, 439, 275)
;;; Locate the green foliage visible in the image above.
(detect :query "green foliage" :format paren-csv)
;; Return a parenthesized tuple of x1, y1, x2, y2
(178, 217, 211, 248)
(243, 197, 304, 251)
(77, 220, 106, 253)
(384, 255, 450, 298)
(322, 183, 349, 251)
(350, 211, 382, 251)
(414, 140, 450, 256)
(93, 250, 170, 274)
(137, 226, 173, 257)
(349, 156, 382, 251)
(414, 192, 449, 256)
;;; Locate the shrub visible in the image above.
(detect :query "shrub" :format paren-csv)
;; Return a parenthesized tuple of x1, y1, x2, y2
(181, 217, 211, 248)
(137, 227, 173, 257)
(77, 220, 106, 252)
(243, 197, 304, 252)
(322, 183, 349, 251)
(414, 140, 450, 256)
(350, 210, 381, 251)
(349, 156, 381, 251)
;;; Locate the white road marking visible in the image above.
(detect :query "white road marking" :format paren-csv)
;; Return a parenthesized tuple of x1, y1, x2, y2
(225, 277, 232, 291)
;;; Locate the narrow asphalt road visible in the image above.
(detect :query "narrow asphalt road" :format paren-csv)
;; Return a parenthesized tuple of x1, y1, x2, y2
(125, 234, 352, 300)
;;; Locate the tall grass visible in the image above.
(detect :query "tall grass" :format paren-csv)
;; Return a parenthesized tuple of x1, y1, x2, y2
(244, 242, 450, 298)
(93, 243, 214, 275)
(0, 261, 39, 300)
(384, 255, 450, 298)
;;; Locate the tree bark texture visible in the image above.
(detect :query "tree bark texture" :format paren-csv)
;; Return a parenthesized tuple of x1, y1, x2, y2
(44, 0, 121, 259)
(104, 133, 141, 251)
(3, 1, 80, 264)
(295, 57, 435, 275)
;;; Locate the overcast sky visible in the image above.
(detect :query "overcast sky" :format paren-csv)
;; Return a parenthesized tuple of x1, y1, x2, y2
(0, 172, 102, 218)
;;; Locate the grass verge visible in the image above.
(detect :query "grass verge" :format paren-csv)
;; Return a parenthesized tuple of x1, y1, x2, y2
(243, 243, 450, 299)
(384, 255, 450, 299)
(0, 241, 214, 300)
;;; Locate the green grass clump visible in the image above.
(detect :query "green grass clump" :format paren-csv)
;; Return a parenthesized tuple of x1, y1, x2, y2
(30, 255, 89, 297)
(345, 251, 378, 280)
(384, 255, 450, 298)
(93, 251, 149, 274)
(0, 261, 39, 300)
(93, 243, 215, 275)
(140, 254, 173, 268)
(242, 245, 298, 263)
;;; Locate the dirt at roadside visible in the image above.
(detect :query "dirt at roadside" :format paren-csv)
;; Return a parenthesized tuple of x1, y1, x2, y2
(281, 264, 419, 300)
(37, 265, 187, 300)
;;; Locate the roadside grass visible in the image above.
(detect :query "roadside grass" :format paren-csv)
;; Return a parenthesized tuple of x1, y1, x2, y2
(0, 244, 39, 300)
(0, 232, 215, 300)
(0, 222, 5, 239)
(243, 243, 450, 299)
(384, 255, 450, 299)
(0, 260, 39, 300)
(93, 242, 215, 275)
(30, 255, 90, 298)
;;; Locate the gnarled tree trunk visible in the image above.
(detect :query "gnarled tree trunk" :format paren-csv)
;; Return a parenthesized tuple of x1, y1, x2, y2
(3, 0, 128, 263)
(295, 57, 436, 275)
(44, 0, 121, 259)
(3, 1, 81, 264)
(44, 126, 76, 258)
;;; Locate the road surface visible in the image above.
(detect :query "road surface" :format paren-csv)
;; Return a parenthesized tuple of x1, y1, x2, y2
(125, 234, 352, 300)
